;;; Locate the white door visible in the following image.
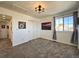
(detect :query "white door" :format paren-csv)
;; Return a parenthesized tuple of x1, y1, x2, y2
(0, 25, 7, 39)
(25, 21, 33, 41)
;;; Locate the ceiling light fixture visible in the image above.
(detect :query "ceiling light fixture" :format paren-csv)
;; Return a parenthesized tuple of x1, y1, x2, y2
(2, 15, 6, 17)
(2, 17, 6, 19)
(35, 5, 45, 13)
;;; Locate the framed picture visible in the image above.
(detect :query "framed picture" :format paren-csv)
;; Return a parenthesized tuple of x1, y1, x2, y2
(41, 22, 51, 30)
(18, 21, 26, 29)
(1, 25, 5, 29)
(7, 26, 9, 29)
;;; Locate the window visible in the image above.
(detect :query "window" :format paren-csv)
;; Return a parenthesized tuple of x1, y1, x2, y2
(55, 18, 63, 31)
(55, 16, 73, 31)
(64, 16, 73, 31)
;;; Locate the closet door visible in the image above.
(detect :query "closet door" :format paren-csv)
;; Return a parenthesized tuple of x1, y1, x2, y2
(0, 25, 7, 39)
(26, 21, 33, 41)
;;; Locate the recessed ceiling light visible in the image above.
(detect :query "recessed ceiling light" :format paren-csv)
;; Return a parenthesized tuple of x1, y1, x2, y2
(3, 18, 6, 19)
(2, 15, 6, 17)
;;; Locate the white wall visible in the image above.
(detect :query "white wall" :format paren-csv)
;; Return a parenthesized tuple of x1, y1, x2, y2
(39, 17, 53, 40)
(0, 6, 77, 47)
(56, 31, 73, 45)
(0, 7, 41, 46)
(39, 16, 75, 45)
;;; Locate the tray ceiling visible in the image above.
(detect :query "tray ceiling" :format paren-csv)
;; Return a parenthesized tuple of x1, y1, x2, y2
(0, 1, 79, 18)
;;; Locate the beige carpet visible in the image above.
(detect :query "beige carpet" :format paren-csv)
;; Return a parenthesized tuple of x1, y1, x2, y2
(0, 38, 79, 58)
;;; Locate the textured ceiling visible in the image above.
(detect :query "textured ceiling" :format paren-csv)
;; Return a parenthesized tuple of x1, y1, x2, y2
(0, 1, 79, 18)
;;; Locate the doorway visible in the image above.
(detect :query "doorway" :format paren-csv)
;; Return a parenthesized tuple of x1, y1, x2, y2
(0, 14, 12, 49)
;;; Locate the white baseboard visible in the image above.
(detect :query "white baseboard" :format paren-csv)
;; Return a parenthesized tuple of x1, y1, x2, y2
(54, 40, 77, 46)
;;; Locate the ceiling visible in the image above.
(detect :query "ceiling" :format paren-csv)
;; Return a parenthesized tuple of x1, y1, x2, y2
(0, 1, 79, 18)
(0, 14, 12, 22)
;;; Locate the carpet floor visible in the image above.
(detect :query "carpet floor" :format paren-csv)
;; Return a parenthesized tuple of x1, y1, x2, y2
(0, 38, 79, 58)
